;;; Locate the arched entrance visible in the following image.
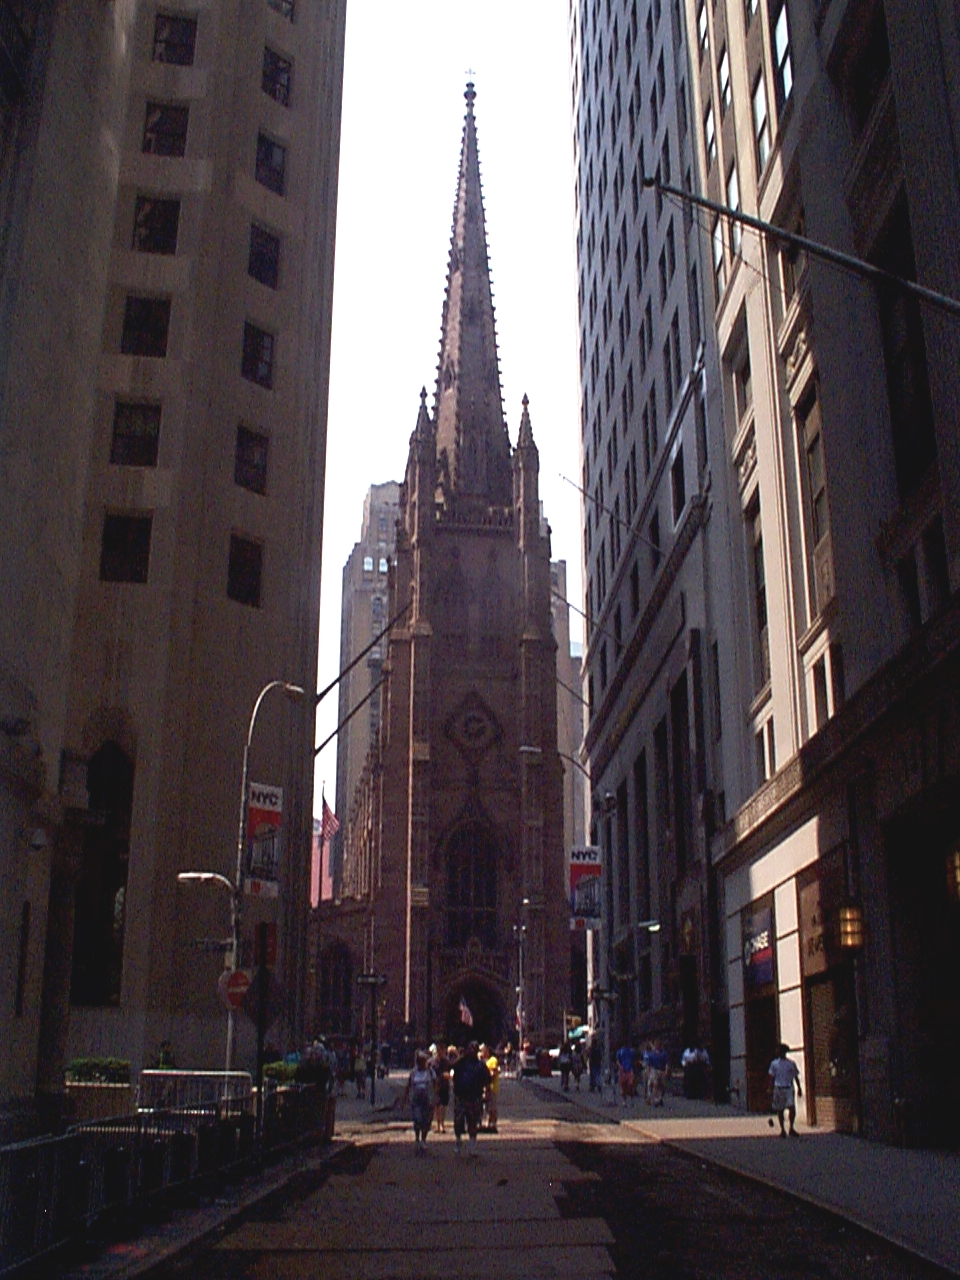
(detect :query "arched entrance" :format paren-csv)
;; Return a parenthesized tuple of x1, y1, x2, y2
(443, 979, 505, 1048)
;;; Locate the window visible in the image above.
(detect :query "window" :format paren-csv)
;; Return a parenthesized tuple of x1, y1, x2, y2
(248, 224, 281, 288)
(671, 445, 686, 521)
(847, 4, 890, 136)
(734, 339, 752, 421)
(704, 102, 716, 164)
(255, 133, 286, 195)
(379, 556, 388, 574)
(800, 389, 828, 548)
(749, 501, 770, 689)
(753, 73, 771, 172)
(111, 402, 160, 467)
(242, 321, 274, 388)
(267, 0, 295, 16)
(152, 13, 196, 65)
(659, 248, 668, 306)
(649, 509, 661, 572)
(718, 47, 731, 115)
(663, 338, 674, 411)
(100, 513, 152, 583)
(697, 1, 708, 57)
(363, 555, 374, 573)
(446, 822, 498, 948)
(712, 217, 725, 296)
(670, 310, 682, 395)
(771, 0, 793, 110)
(142, 103, 189, 157)
(745, 0, 759, 26)
(726, 163, 741, 255)
(648, 383, 658, 453)
(235, 424, 269, 494)
(121, 296, 170, 357)
(227, 535, 263, 607)
(262, 47, 292, 105)
(132, 195, 180, 255)
(812, 656, 829, 731)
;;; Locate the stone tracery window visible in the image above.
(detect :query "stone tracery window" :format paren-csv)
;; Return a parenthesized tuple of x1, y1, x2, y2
(445, 822, 498, 949)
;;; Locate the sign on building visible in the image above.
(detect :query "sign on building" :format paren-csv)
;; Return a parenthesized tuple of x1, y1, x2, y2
(570, 845, 602, 930)
(246, 782, 283, 898)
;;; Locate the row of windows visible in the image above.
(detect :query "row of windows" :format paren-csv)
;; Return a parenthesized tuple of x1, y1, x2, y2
(100, 515, 265, 606)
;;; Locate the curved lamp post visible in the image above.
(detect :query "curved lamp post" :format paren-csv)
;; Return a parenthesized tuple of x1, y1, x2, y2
(179, 679, 306, 1073)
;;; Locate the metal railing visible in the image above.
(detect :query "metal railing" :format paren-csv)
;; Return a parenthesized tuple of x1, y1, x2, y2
(0, 1074, 332, 1276)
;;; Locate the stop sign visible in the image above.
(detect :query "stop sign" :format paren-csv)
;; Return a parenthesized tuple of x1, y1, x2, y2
(218, 968, 251, 1011)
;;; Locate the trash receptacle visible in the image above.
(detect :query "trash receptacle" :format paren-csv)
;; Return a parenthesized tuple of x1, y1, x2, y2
(537, 1049, 552, 1076)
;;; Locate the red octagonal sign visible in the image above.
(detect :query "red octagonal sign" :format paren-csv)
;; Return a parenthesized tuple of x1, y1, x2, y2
(218, 969, 251, 1011)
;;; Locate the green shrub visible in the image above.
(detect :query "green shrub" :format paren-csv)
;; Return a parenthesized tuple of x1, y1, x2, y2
(262, 1061, 297, 1083)
(65, 1057, 131, 1084)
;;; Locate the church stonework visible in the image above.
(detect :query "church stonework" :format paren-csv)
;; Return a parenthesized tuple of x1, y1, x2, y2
(373, 85, 569, 1047)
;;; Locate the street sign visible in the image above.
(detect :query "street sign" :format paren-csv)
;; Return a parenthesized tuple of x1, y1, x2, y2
(219, 968, 251, 1011)
(193, 938, 234, 953)
(356, 973, 387, 987)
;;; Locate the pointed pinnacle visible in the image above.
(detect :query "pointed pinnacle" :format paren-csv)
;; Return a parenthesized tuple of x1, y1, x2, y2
(518, 394, 534, 447)
(465, 81, 476, 112)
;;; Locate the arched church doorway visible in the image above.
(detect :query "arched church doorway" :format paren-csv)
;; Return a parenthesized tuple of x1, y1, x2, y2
(443, 980, 505, 1048)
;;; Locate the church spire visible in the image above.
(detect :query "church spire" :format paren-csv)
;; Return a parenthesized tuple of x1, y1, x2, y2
(434, 82, 512, 507)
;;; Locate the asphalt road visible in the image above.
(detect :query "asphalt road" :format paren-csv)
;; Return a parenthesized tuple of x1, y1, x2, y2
(160, 1079, 953, 1280)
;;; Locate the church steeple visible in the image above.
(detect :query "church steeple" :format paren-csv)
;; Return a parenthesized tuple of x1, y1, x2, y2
(434, 83, 512, 507)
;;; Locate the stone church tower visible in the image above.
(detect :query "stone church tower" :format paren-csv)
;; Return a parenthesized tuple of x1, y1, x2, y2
(376, 85, 568, 1046)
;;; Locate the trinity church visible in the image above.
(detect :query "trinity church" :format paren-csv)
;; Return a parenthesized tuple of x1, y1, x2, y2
(318, 85, 569, 1048)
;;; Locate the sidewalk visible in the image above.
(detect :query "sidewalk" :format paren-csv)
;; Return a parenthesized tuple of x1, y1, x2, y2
(59, 1077, 404, 1280)
(532, 1072, 960, 1276)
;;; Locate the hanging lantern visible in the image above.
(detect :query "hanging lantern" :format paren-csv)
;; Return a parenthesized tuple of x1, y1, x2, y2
(838, 900, 864, 951)
(947, 847, 960, 903)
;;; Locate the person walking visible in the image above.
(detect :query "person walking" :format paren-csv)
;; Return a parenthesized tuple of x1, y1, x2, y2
(403, 1050, 435, 1154)
(645, 1042, 668, 1105)
(558, 1039, 573, 1091)
(616, 1042, 636, 1106)
(768, 1043, 802, 1137)
(588, 1033, 603, 1093)
(353, 1043, 366, 1100)
(482, 1044, 500, 1132)
(571, 1041, 584, 1091)
(452, 1041, 490, 1155)
(433, 1046, 451, 1133)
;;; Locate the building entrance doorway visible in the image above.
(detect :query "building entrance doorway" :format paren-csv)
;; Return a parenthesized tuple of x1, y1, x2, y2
(744, 993, 778, 1110)
(443, 980, 504, 1048)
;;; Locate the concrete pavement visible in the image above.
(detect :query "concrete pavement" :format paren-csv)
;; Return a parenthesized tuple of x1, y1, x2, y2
(532, 1071, 960, 1276)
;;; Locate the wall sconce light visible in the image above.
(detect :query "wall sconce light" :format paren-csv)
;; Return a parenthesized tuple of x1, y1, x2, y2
(947, 847, 960, 903)
(838, 900, 864, 951)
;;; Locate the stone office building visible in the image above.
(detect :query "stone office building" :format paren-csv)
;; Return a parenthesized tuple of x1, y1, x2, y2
(0, 0, 345, 1129)
(683, 0, 960, 1143)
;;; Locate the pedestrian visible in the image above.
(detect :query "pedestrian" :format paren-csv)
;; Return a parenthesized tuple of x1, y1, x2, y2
(616, 1042, 636, 1105)
(483, 1044, 500, 1132)
(452, 1040, 491, 1155)
(432, 1046, 451, 1133)
(558, 1039, 573, 1091)
(645, 1042, 668, 1105)
(403, 1050, 435, 1154)
(588, 1033, 603, 1092)
(571, 1041, 584, 1091)
(768, 1043, 802, 1138)
(354, 1043, 366, 1100)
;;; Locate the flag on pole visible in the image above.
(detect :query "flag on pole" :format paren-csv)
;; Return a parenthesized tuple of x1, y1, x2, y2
(459, 995, 474, 1027)
(320, 797, 339, 903)
(311, 792, 340, 907)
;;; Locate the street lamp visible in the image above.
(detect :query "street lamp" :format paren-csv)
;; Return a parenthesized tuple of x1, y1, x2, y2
(178, 679, 305, 1074)
(513, 896, 530, 1072)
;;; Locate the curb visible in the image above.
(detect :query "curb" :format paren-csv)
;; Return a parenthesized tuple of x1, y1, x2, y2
(524, 1077, 960, 1278)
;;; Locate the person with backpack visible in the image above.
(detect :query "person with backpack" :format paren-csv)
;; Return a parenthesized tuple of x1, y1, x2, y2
(403, 1050, 436, 1154)
(452, 1041, 491, 1155)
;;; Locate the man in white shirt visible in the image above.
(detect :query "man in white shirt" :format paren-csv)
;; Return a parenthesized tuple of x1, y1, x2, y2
(768, 1042, 802, 1137)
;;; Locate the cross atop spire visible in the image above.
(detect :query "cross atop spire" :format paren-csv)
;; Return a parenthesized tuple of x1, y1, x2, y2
(434, 83, 512, 507)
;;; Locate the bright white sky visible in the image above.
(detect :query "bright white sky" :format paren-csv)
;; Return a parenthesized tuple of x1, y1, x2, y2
(313, 0, 584, 810)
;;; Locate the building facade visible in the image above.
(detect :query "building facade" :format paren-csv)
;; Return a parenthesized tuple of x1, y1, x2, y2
(331, 482, 400, 896)
(322, 86, 570, 1052)
(683, 0, 960, 1142)
(569, 0, 740, 1077)
(0, 0, 345, 1128)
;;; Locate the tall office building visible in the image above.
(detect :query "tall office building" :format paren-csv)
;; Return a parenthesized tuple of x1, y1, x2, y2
(683, 0, 960, 1141)
(331, 481, 400, 895)
(570, 0, 737, 1070)
(0, 0, 346, 1128)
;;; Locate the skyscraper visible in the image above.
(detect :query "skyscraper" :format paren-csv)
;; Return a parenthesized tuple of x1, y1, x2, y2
(0, 0, 346, 1126)
(570, 0, 736, 1071)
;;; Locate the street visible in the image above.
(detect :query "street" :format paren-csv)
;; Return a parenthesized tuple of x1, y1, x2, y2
(159, 1079, 953, 1280)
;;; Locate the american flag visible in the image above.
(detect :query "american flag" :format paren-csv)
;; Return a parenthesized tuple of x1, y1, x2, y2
(459, 995, 474, 1027)
(311, 796, 340, 907)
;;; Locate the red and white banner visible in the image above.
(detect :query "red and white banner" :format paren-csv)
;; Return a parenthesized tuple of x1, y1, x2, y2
(246, 782, 283, 898)
(569, 845, 602, 930)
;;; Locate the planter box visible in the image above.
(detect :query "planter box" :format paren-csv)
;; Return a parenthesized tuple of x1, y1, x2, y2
(64, 1082, 134, 1122)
